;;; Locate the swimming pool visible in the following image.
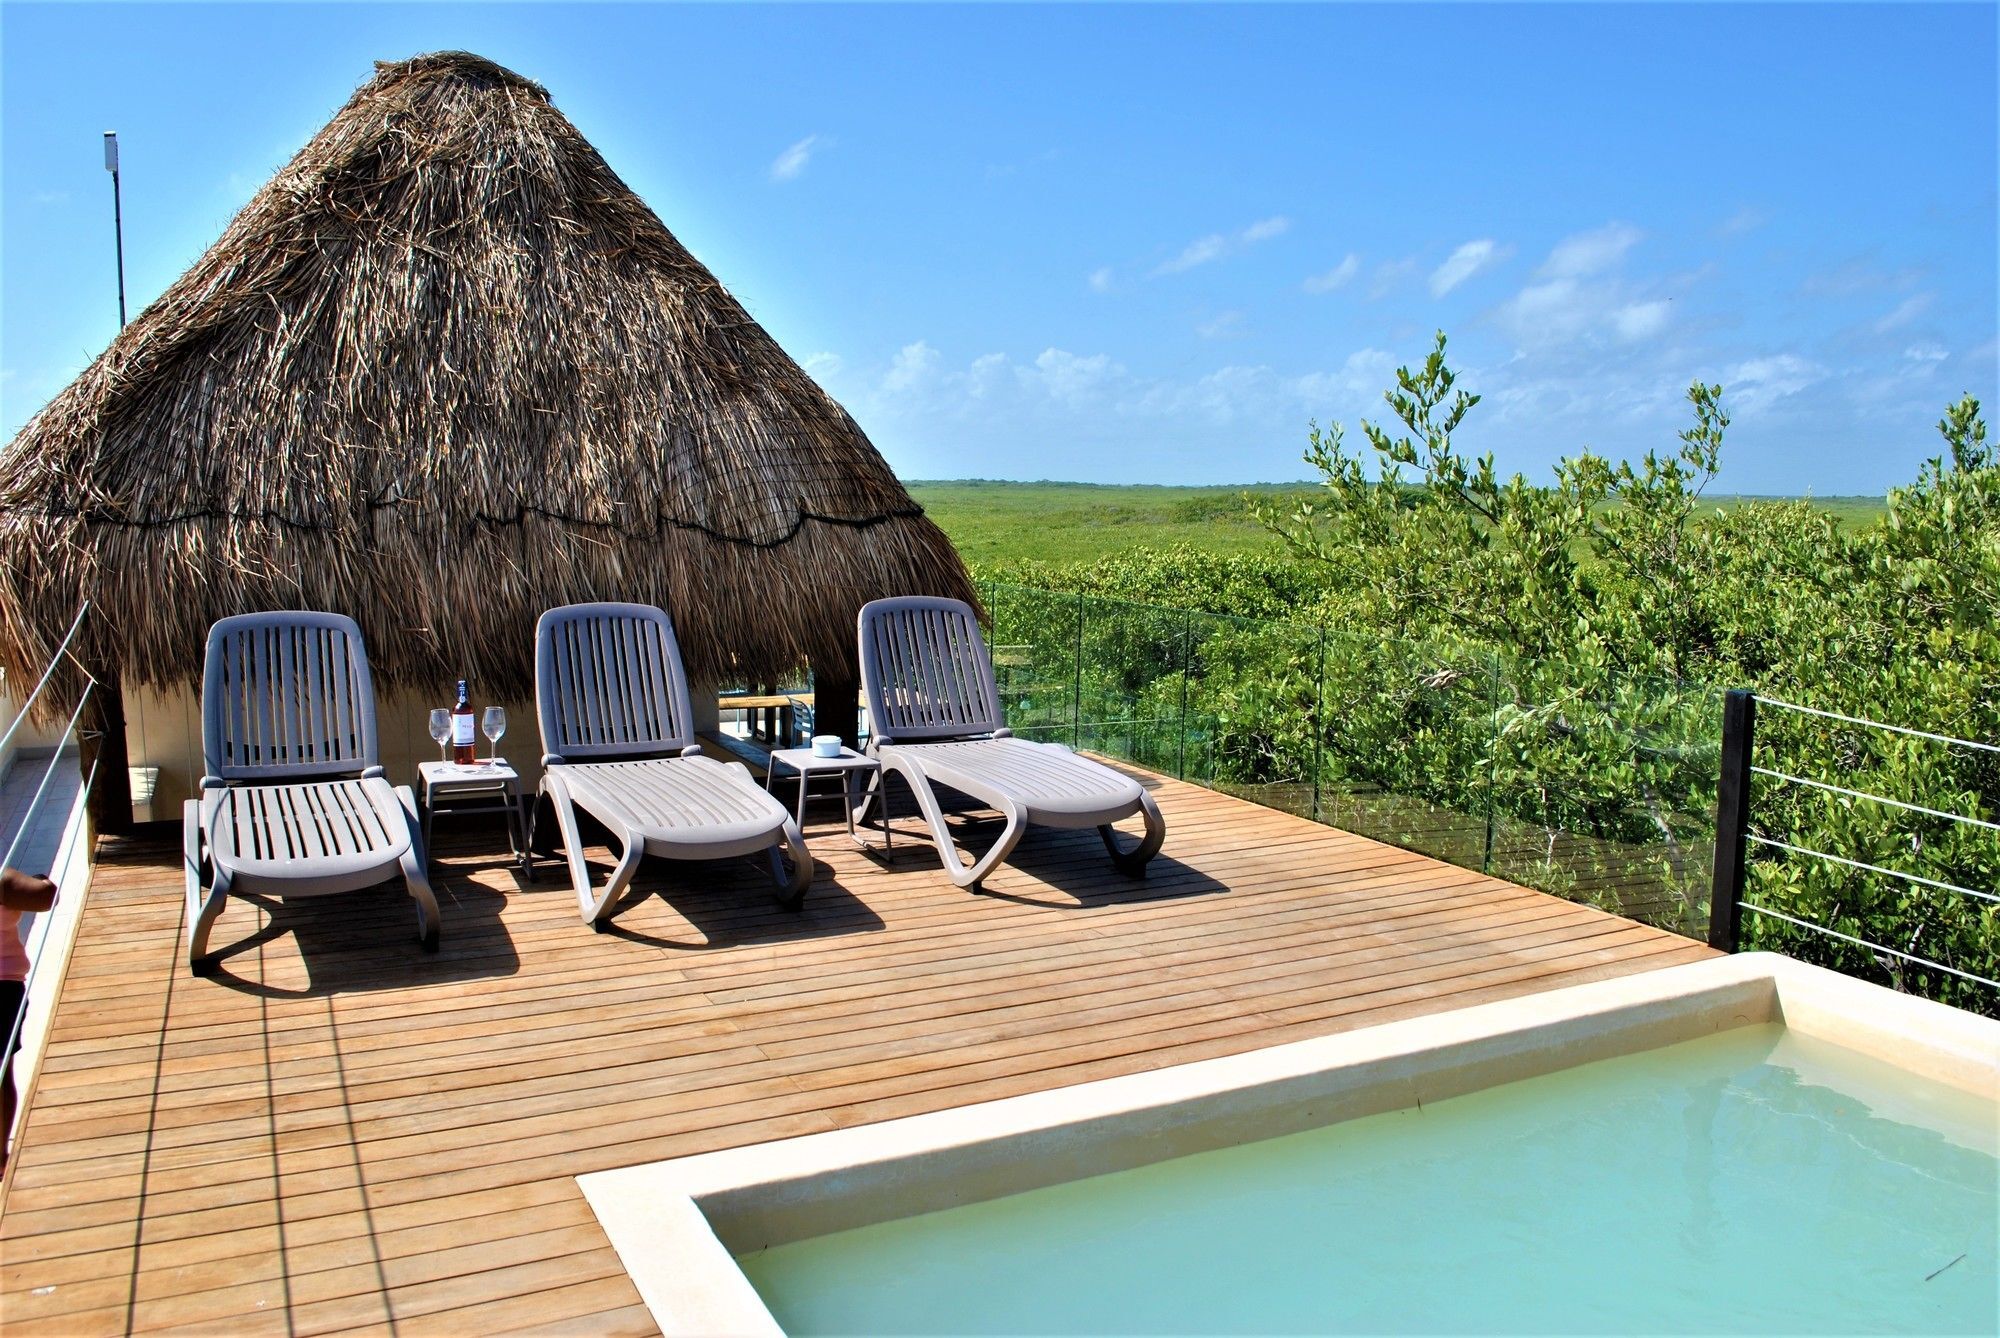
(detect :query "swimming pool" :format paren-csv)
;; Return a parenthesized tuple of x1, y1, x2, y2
(582, 954, 2000, 1335)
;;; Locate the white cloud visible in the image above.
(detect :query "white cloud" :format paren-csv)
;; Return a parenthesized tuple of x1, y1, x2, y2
(769, 134, 826, 183)
(1724, 354, 1825, 414)
(967, 352, 1011, 398)
(1088, 266, 1114, 293)
(1874, 293, 1934, 333)
(1293, 348, 1399, 405)
(1612, 300, 1672, 343)
(802, 351, 844, 380)
(1799, 259, 1924, 299)
(1716, 206, 1767, 237)
(1153, 216, 1292, 276)
(1496, 278, 1597, 344)
(881, 340, 941, 395)
(1368, 257, 1420, 300)
(851, 341, 1398, 442)
(1494, 225, 1685, 349)
(1031, 348, 1118, 405)
(1240, 216, 1291, 243)
(30, 189, 69, 206)
(1903, 344, 1949, 364)
(1196, 311, 1247, 340)
(1303, 253, 1361, 294)
(984, 148, 1061, 180)
(1430, 239, 1507, 297)
(1156, 234, 1229, 275)
(1541, 223, 1644, 279)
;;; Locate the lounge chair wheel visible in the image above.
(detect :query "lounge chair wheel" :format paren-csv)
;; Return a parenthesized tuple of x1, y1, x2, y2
(590, 918, 610, 934)
(419, 924, 440, 953)
(191, 956, 219, 978)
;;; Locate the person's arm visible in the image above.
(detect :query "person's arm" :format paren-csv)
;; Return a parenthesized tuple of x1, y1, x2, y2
(1, 868, 57, 913)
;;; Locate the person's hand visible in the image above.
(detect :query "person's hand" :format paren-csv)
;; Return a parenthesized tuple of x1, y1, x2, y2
(1, 867, 57, 913)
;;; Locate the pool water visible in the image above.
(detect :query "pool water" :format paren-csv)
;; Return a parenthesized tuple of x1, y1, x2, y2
(737, 1025, 1999, 1334)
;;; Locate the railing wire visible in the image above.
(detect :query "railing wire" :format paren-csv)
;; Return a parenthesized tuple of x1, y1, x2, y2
(1749, 765, 2000, 834)
(0, 682, 96, 876)
(0, 752, 98, 1079)
(1, 625, 100, 1133)
(1739, 900, 2000, 990)
(0, 602, 91, 762)
(1758, 695, 2000, 756)
(1747, 834, 1999, 906)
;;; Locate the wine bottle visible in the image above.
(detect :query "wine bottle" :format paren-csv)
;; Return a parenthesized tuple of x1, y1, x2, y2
(451, 679, 477, 765)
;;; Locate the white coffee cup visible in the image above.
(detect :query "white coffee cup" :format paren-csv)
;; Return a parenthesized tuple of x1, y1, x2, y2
(811, 734, 843, 758)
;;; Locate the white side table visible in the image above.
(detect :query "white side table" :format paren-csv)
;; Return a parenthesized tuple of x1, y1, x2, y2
(419, 759, 529, 875)
(765, 746, 879, 844)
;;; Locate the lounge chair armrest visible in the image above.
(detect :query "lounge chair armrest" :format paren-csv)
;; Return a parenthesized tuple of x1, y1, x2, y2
(542, 753, 567, 767)
(199, 774, 227, 792)
(679, 743, 704, 758)
(360, 765, 387, 780)
(993, 727, 1014, 738)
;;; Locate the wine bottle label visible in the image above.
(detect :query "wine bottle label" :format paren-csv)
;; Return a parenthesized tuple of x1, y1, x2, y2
(453, 714, 476, 746)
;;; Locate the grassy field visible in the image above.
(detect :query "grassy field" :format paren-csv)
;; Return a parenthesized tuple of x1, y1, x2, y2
(906, 481, 1317, 566)
(908, 480, 1890, 568)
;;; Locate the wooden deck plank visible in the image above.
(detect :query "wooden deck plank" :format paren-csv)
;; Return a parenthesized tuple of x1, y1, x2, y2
(1, 763, 1713, 1332)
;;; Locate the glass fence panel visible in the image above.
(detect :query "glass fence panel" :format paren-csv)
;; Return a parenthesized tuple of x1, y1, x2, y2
(1176, 610, 1320, 818)
(1483, 664, 1721, 935)
(1073, 595, 1188, 777)
(1313, 631, 1499, 868)
(977, 583, 1724, 946)
(984, 583, 1083, 743)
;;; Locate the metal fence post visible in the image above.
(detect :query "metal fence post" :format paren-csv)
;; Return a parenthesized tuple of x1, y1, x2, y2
(1073, 592, 1086, 751)
(1176, 610, 1191, 781)
(1481, 654, 1502, 877)
(1311, 624, 1326, 823)
(1707, 689, 1757, 951)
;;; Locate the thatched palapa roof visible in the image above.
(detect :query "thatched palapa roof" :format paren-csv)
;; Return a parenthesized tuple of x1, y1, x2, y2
(0, 50, 974, 701)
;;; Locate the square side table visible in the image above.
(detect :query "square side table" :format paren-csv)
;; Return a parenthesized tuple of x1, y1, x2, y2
(764, 746, 879, 845)
(419, 759, 529, 876)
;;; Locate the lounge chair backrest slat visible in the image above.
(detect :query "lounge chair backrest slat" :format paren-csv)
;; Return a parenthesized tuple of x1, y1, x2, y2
(203, 611, 378, 783)
(858, 596, 1003, 743)
(536, 602, 695, 761)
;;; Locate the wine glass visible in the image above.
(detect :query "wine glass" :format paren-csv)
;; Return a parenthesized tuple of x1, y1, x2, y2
(482, 706, 506, 764)
(428, 708, 451, 763)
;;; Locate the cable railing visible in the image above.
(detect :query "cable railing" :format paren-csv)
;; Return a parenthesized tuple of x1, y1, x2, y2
(0, 601, 91, 761)
(1703, 691, 1996, 1009)
(1, 603, 98, 1132)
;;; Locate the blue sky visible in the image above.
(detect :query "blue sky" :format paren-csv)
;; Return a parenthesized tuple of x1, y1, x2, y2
(3, 3, 1994, 494)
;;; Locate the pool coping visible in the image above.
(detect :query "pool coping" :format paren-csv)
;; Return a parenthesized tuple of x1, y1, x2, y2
(577, 953, 1999, 1336)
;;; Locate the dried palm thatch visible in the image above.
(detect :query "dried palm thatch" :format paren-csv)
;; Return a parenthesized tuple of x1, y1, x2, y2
(0, 50, 974, 706)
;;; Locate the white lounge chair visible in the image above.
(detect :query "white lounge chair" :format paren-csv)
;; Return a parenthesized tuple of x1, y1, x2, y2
(531, 602, 814, 929)
(855, 595, 1165, 891)
(183, 611, 439, 975)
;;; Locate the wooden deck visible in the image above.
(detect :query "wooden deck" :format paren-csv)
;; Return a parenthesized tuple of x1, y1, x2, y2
(0, 758, 1714, 1334)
